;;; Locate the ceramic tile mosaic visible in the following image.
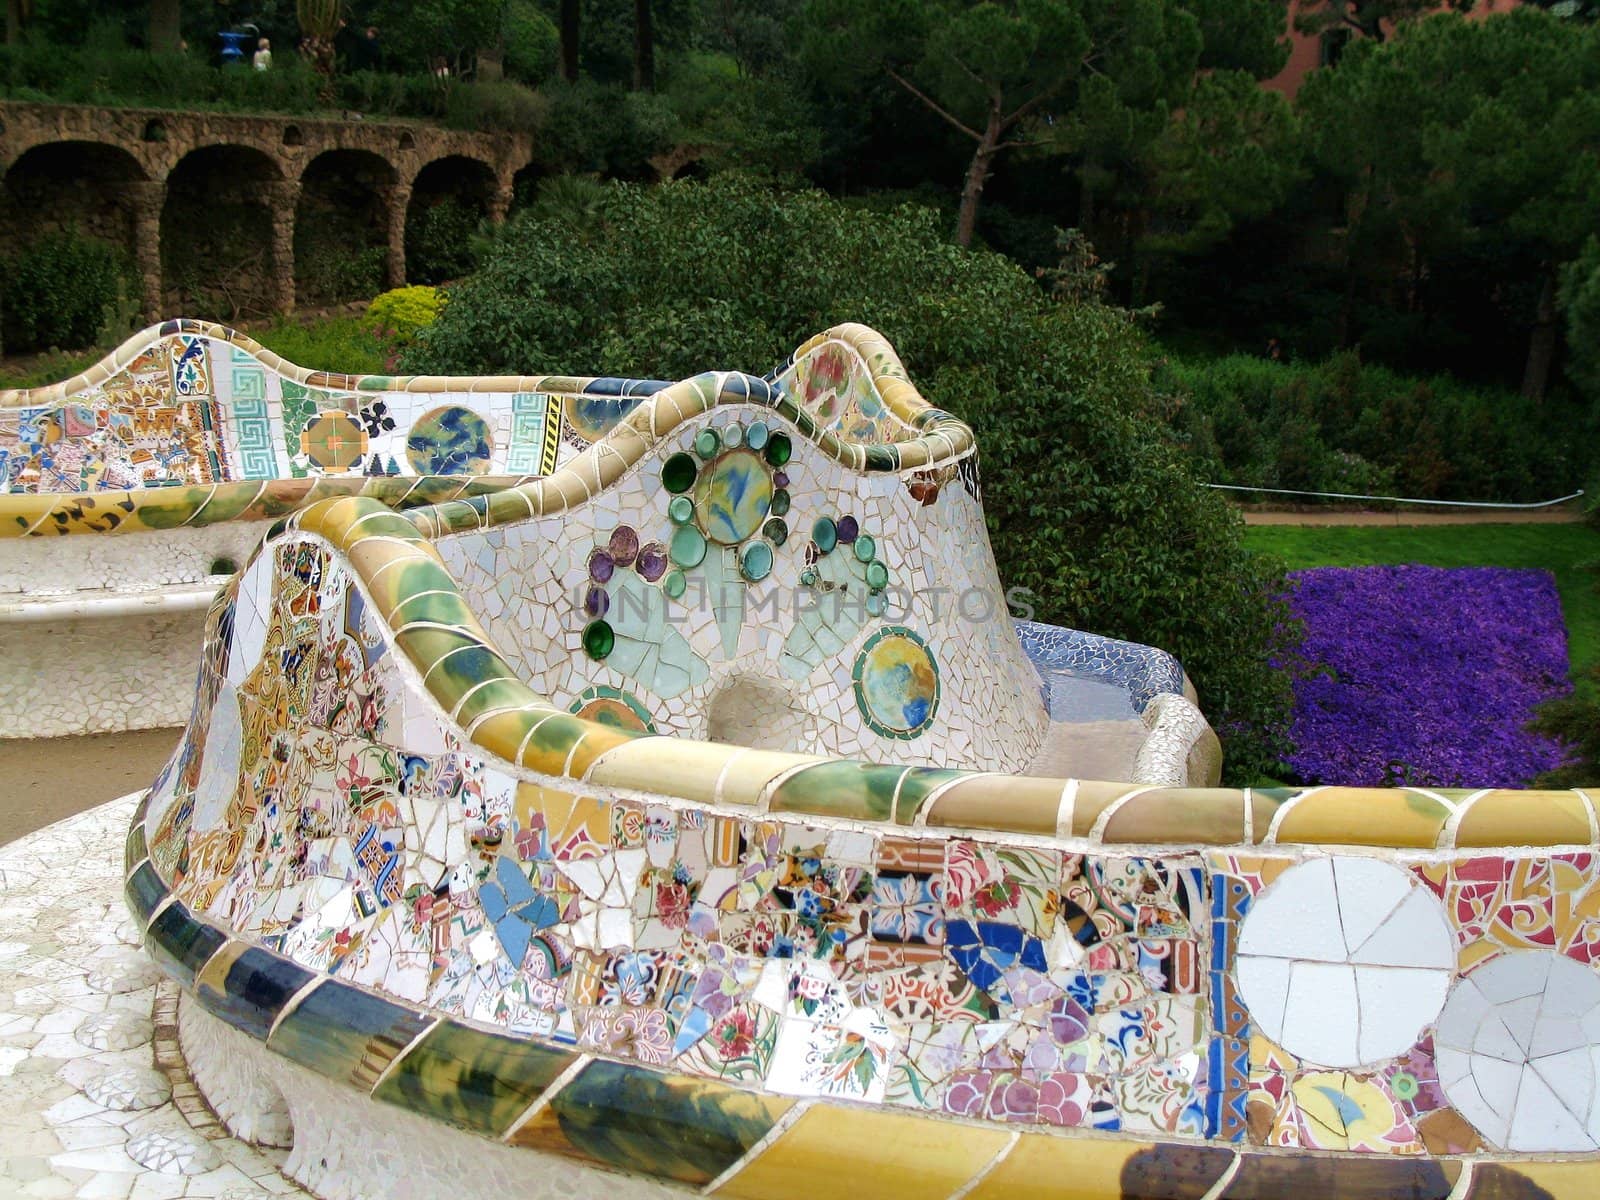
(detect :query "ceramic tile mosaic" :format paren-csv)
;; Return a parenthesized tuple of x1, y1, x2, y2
(13, 320, 1590, 1196)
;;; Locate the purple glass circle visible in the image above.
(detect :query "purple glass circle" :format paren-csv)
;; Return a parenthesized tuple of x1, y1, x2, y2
(588, 549, 616, 583)
(584, 586, 610, 618)
(609, 525, 639, 567)
(773, 471, 790, 488)
(637, 543, 668, 582)
(836, 515, 859, 544)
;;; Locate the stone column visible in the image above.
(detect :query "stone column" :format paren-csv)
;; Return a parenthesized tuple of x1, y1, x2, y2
(128, 179, 165, 323)
(268, 179, 300, 315)
(487, 174, 516, 225)
(383, 181, 412, 290)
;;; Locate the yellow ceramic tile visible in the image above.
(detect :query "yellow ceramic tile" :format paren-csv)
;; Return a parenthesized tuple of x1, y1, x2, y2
(923, 775, 1061, 836)
(714, 1105, 1009, 1199)
(586, 739, 814, 807)
(1494, 1160, 1600, 1198)
(964, 1133, 1183, 1200)
(1065, 781, 1139, 839)
(1454, 789, 1593, 848)
(1100, 788, 1245, 845)
(1272, 787, 1450, 849)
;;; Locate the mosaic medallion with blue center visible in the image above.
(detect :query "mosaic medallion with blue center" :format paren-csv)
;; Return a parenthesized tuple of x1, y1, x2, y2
(406, 405, 493, 475)
(692, 448, 774, 545)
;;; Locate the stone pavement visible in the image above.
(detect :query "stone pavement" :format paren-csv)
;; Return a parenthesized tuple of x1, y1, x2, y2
(0, 792, 308, 1199)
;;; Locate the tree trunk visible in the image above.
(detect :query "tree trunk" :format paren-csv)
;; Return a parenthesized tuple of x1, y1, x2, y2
(955, 105, 1002, 248)
(1522, 267, 1559, 402)
(633, 0, 654, 92)
(149, 0, 181, 52)
(560, 0, 579, 82)
(5, 0, 24, 45)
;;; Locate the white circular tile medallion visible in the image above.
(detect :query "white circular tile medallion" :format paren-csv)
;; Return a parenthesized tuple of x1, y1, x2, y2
(1435, 950, 1600, 1151)
(1236, 857, 1455, 1067)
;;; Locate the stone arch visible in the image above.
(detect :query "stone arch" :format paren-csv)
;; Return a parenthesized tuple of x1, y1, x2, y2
(294, 148, 397, 306)
(0, 140, 152, 349)
(405, 154, 496, 284)
(510, 161, 543, 216)
(161, 144, 285, 320)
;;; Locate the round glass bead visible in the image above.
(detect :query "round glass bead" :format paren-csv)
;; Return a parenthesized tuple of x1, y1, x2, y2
(765, 432, 792, 466)
(661, 452, 697, 494)
(812, 517, 837, 553)
(740, 541, 773, 581)
(746, 420, 769, 450)
(854, 534, 876, 562)
(770, 489, 791, 516)
(695, 428, 721, 459)
(582, 619, 615, 660)
(637, 543, 667, 582)
(724, 423, 744, 449)
(587, 548, 615, 583)
(763, 517, 788, 546)
(865, 560, 889, 589)
(608, 525, 639, 567)
(836, 515, 859, 544)
(773, 471, 789, 488)
(866, 591, 885, 617)
(670, 524, 707, 568)
(584, 585, 610, 617)
(668, 495, 695, 525)
(663, 569, 686, 599)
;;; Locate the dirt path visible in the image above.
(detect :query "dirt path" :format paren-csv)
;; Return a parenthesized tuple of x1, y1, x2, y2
(1241, 507, 1585, 526)
(0, 727, 180, 847)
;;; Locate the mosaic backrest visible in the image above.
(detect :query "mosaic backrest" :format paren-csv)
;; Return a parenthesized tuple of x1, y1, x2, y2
(128, 324, 1600, 1197)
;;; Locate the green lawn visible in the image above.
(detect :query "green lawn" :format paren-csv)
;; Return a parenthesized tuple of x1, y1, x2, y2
(1244, 523, 1600, 681)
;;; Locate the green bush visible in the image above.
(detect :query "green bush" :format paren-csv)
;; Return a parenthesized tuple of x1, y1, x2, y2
(1, 231, 127, 354)
(535, 80, 679, 179)
(1161, 350, 1593, 503)
(445, 80, 546, 134)
(406, 178, 1298, 780)
(365, 285, 446, 347)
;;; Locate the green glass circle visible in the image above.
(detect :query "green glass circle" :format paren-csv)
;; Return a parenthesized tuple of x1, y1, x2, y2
(800, 568, 816, 586)
(668, 495, 695, 525)
(663, 570, 687, 599)
(769, 489, 791, 517)
(695, 428, 721, 460)
(866, 591, 885, 617)
(582, 619, 615, 660)
(740, 541, 774, 582)
(692, 449, 773, 545)
(662, 452, 698, 494)
(865, 560, 889, 589)
(724, 423, 744, 449)
(812, 517, 837, 554)
(763, 517, 788, 546)
(669, 524, 707, 568)
(764, 432, 792, 466)
(746, 421, 769, 450)
(854, 534, 876, 562)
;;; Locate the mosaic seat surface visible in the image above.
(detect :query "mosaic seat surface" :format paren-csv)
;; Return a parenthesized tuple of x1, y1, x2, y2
(122, 324, 1599, 1199)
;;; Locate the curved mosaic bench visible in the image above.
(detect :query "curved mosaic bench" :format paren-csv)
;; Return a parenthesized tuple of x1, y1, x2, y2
(1, 320, 677, 736)
(123, 324, 1599, 1199)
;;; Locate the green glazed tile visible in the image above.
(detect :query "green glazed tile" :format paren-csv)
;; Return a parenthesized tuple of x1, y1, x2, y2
(513, 1060, 792, 1186)
(372, 1019, 575, 1136)
(269, 981, 435, 1090)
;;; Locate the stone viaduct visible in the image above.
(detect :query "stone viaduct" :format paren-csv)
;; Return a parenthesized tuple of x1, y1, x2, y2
(0, 101, 536, 320)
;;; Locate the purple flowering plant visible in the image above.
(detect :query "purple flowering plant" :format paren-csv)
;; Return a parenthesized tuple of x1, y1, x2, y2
(1279, 566, 1574, 788)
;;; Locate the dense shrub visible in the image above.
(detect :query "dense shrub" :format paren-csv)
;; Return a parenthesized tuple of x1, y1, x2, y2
(1, 231, 127, 354)
(1162, 351, 1594, 503)
(405, 198, 482, 285)
(252, 317, 388, 375)
(407, 178, 1298, 779)
(365, 286, 446, 345)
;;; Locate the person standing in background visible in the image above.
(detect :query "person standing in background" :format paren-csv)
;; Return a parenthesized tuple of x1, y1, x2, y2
(253, 37, 273, 70)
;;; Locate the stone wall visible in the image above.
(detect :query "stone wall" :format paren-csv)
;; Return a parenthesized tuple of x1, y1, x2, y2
(0, 102, 531, 320)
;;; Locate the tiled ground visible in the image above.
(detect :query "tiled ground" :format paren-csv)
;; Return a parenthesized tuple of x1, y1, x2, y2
(0, 792, 307, 1199)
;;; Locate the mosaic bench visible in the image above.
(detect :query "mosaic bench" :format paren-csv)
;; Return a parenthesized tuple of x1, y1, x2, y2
(123, 325, 1596, 1199)
(0, 321, 681, 737)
